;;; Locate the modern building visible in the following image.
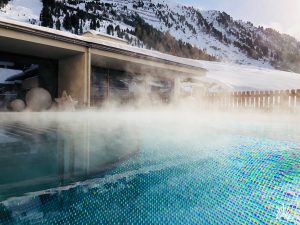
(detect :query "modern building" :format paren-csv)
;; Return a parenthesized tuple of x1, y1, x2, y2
(0, 18, 207, 110)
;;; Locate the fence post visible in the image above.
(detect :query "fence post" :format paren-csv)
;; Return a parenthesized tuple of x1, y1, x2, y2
(215, 93, 220, 110)
(240, 91, 244, 108)
(253, 91, 257, 109)
(274, 90, 280, 111)
(291, 89, 296, 112)
(296, 89, 300, 111)
(279, 90, 288, 111)
(250, 91, 254, 109)
(230, 92, 235, 109)
(259, 91, 264, 109)
(287, 90, 290, 110)
(269, 90, 274, 112)
(286, 90, 291, 110)
(264, 90, 268, 111)
(260, 91, 265, 110)
(263, 91, 268, 110)
(234, 92, 237, 108)
(224, 93, 229, 110)
(245, 91, 249, 108)
(237, 91, 241, 109)
(236, 91, 240, 109)
(232, 92, 236, 109)
(269, 90, 273, 111)
(254, 91, 258, 109)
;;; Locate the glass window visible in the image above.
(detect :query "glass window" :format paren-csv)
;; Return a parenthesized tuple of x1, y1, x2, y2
(0, 53, 58, 111)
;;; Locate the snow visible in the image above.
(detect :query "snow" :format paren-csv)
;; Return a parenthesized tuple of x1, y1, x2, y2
(83, 30, 127, 42)
(134, 3, 273, 69)
(0, 0, 42, 23)
(196, 60, 300, 91)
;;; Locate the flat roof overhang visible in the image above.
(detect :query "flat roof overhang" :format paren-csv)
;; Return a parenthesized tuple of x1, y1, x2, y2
(91, 49, 204, 78)
(89, 44, 206, 77)
(0, 18, 207, 76)
(0, 27, 86, 59)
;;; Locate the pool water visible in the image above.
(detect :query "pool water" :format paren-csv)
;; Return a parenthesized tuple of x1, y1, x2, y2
(0, 112, 299, 224)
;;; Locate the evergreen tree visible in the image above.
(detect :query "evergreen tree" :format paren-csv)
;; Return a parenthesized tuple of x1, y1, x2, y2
(63, 12, 72, 31)
(71, 13, 79, 29)
(0, 0, 10, 8)
(79, 20, 83, 34)
(55, 19, 61, 30)
(96, 20, 100, 28)
(89, 18, 97, 30)
(40, 6, 54, 28)
(107, 24, 114, 35)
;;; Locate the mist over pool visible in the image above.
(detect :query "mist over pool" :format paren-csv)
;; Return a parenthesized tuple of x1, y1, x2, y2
(0, 110, 299, 224)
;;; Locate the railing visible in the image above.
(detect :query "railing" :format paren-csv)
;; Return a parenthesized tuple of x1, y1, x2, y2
(200, 89, 300, 111)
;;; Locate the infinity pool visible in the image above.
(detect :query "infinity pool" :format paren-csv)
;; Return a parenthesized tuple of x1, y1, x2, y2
(0, 112, 299, 224)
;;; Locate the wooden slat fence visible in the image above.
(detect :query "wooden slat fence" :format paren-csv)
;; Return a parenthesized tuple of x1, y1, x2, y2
(201, 89, 300, 111)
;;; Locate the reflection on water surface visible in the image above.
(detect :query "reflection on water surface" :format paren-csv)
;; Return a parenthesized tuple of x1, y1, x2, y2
(0, 113, 139, 201)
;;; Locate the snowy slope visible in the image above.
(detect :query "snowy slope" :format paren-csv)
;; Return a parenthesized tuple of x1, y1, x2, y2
(101, 0, 253, 65)
(137, 4, 270, 68)
(197, 61, 300, 91)
(0, 0, 42, 23)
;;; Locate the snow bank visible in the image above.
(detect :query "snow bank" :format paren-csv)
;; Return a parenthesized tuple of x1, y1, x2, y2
(196, 60, 300, 91)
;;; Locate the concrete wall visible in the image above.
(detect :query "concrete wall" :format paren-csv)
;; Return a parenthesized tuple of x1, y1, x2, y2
(58, 52, 90, 106)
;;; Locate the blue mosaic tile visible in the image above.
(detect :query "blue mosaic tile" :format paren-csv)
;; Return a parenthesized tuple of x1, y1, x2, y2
(0, 128, 299, 224)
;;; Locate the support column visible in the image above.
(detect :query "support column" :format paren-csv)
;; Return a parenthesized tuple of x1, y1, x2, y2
(58, 52, 89, 107)
(173, 76, 181, 102)
(143, 75, 151, 100)
(86, 48, 91, 107)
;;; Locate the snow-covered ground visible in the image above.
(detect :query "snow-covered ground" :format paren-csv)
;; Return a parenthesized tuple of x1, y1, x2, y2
(197, 60, 300, 91)
(0, 0, 42, 23)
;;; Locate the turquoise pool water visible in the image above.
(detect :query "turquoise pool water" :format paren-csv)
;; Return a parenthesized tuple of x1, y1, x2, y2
(0, 113, 299, 224)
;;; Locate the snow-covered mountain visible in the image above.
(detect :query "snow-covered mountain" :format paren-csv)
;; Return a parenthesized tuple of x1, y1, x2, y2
(1, 0, 300, 73)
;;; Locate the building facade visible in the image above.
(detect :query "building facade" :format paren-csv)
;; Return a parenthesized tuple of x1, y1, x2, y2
(0, 18, 206, 110)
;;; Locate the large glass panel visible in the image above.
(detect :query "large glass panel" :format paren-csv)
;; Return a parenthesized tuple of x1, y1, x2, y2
(91, 66, 175, 106)
(0, 53, 58, 111)
(91, 67, 136, 106)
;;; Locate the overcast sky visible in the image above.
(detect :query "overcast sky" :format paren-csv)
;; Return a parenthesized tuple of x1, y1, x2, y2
(174, 0, 300, 40)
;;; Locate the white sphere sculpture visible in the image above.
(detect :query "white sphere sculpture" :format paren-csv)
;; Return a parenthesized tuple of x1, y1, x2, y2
(9, 99, 26, 112)
(26, 88, 52, 112)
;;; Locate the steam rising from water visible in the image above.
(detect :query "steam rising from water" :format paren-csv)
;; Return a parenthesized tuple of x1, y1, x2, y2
(0, 109, 300, 224)
(1, 108, 300, 142)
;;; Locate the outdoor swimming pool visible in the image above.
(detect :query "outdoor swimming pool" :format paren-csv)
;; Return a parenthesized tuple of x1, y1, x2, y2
(0, 112, 299, 224)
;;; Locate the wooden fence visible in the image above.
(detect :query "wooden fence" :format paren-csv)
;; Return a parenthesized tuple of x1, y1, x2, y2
(201, 89, 300, 111)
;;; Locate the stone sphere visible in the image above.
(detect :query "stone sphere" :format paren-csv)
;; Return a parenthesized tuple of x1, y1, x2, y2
(9, 99, 26, 112)
(26, 88, 52, 112)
